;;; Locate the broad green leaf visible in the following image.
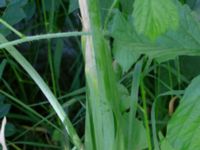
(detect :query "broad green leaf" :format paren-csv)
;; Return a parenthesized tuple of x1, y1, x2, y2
(8, 0, 28, 7)
(160, 139, 175, 150)
(122, 114, 148, 150)
(0, 104, 10, 118)
(23, 0, 36, 20)
(120, 0, 134, 14)
(68, 0, 79, 13)
(113, 42, 140, 73)
(133, 0, 179, 39)
(111, 4, 200, 64)
(0, 0, 28, 36)
(1, 6, 26, 25)
(111, 11, 140, 72)
(100, 0, 114, 23)
(131, 119, 148, 150)
(163, 75, 200, 150)
(5, 123, 16, 137)
(180, 56, 200, 80)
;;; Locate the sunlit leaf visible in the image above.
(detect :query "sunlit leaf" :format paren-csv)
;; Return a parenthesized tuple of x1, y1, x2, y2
(111, 4, 200, 65)
(111, 11, 140, 72)
(133, 0, 179, 39)
(163, 75, 200, 149)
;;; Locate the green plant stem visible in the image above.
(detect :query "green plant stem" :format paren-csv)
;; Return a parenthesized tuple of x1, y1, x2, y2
(59, 0, 81, 49)
(47, 41, 57, 94)
(0, 19, 24, 38)
(151, 100, 160, 150)
(175, 57, 181, 90)
(41, 0, 49, 29)
(0, 90, 62, 134)
(79, 0, 123, 149)
(167, 62, 173, 98)
(140, 79, 152, 150)
(42, 0, 57, 95)
(0, 32, 89, 49)
(49, 0, 57, 95)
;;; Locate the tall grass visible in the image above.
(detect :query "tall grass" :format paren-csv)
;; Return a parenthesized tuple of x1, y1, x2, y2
(0, 0, 199, 149)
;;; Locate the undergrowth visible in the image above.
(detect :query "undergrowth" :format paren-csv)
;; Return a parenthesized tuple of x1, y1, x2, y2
(0, 0, 200, 150)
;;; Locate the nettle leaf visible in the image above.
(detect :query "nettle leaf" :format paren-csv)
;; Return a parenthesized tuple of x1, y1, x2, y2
(162, 75, 200, 150)
(111, 12, 141, 72)
(111, 3, 200, 65)
(133, 0, 179, 39)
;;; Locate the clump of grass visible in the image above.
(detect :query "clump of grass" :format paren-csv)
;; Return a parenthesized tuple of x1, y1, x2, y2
(0, 0, 200, 150)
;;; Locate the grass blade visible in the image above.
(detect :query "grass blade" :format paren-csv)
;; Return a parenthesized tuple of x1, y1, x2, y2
(0, 34, 82, 149)
(128, 59, 143, 150)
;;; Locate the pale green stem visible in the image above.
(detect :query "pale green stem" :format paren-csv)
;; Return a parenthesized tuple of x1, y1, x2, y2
(0, 18, 24, 38)
(0, 32, 90, 49)
(141, 79, 152, 150)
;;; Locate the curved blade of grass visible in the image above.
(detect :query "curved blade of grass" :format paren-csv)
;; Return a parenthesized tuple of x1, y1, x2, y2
(0, 18, 24, 38)
(0, 90, 62, 134)
(7, 141, 61, 149)
(14, 97, 81, 141)
(0, 34, 82, 149)
(0, 32, 89, 49)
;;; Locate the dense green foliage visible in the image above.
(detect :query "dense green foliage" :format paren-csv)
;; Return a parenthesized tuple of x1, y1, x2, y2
(0, 0, 200, 150)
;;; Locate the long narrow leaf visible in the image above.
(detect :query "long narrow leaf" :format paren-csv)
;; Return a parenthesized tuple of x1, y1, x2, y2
(0, 34, 82, 149)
